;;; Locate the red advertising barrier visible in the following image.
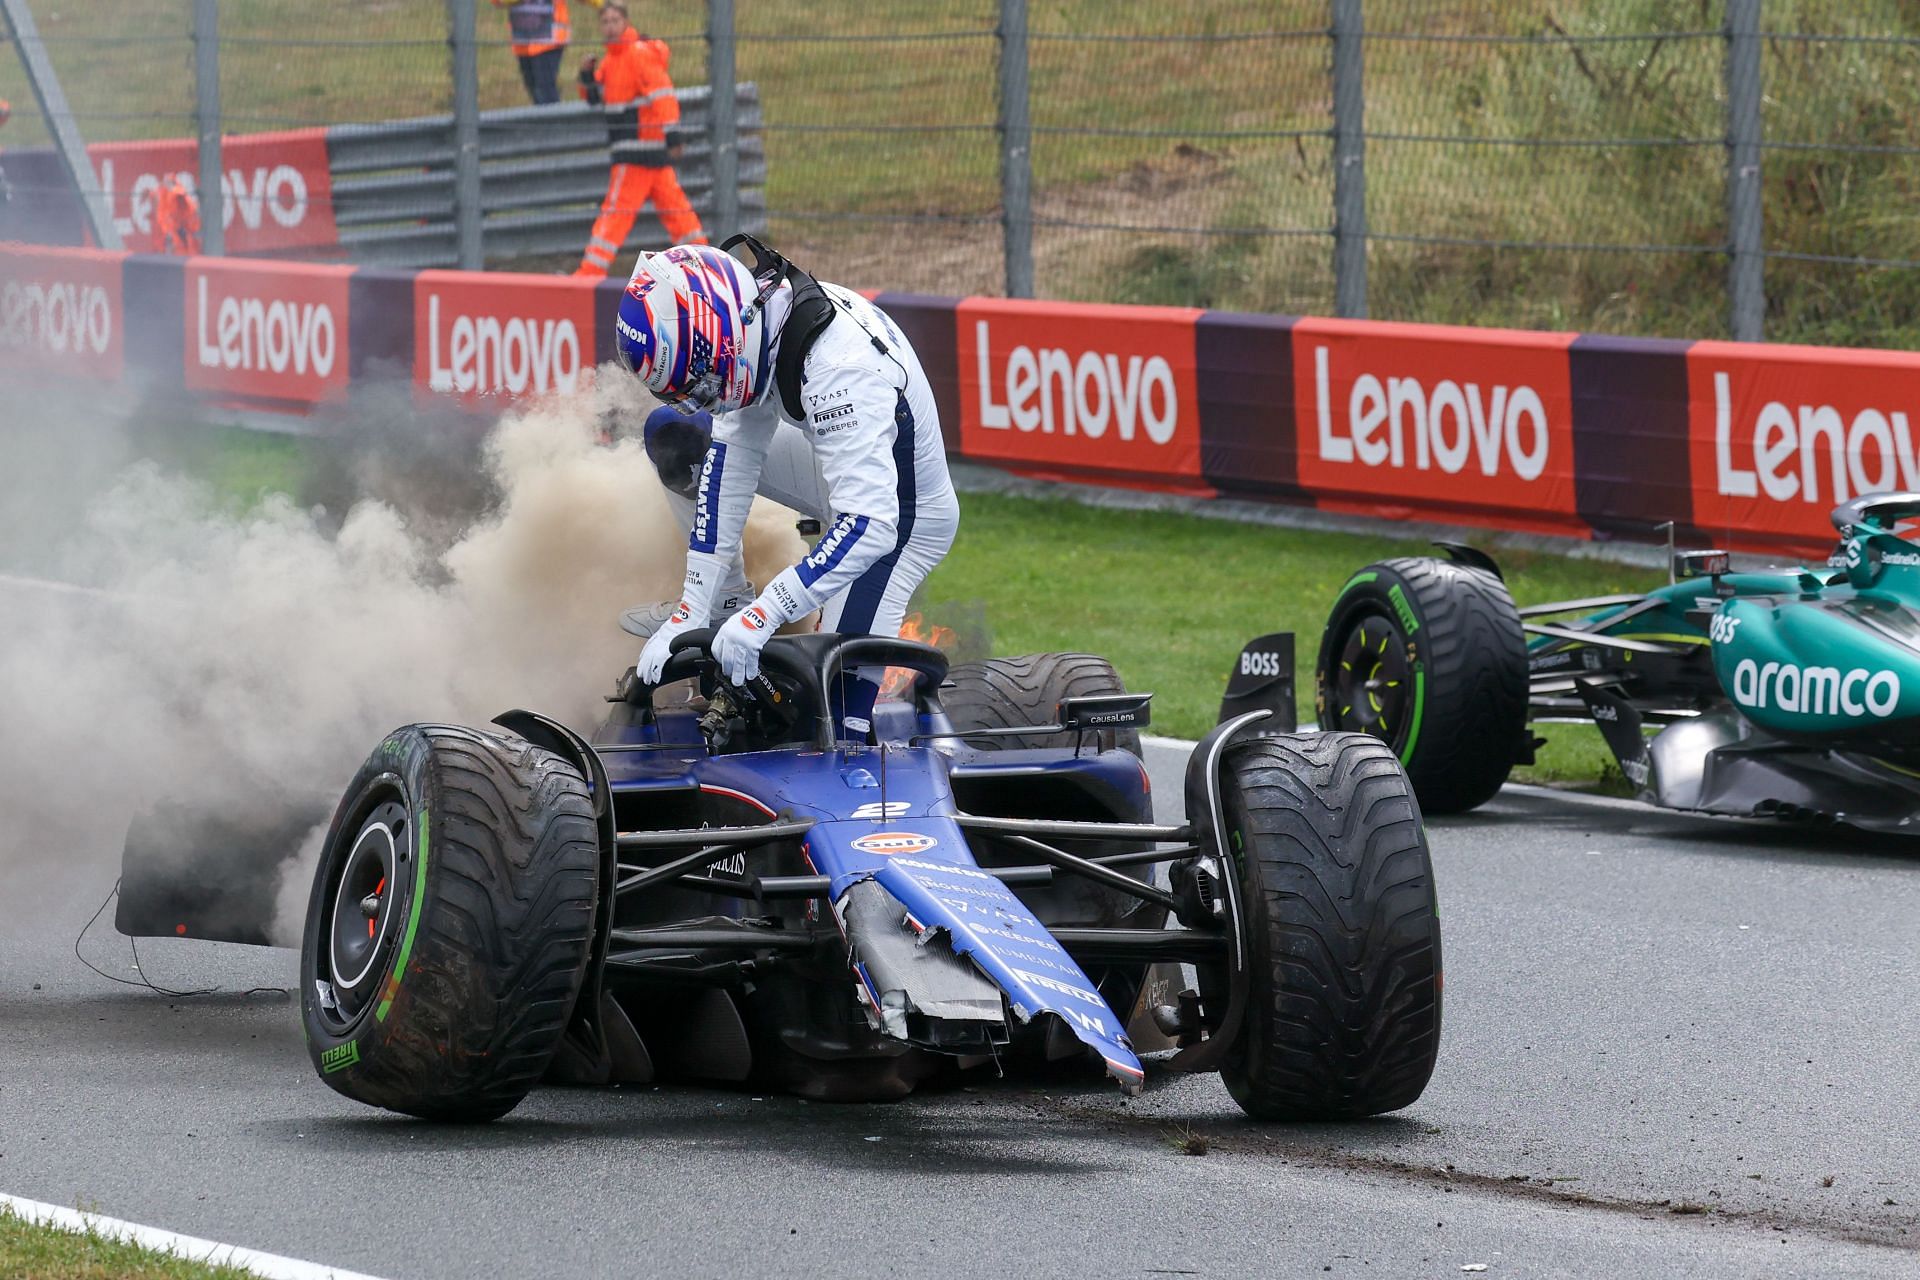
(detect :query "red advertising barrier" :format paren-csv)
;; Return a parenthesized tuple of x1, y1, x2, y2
(184, 257, 352, 407)
(85, 130, 339, 256)
(1291, 318, 1584, 537)
(19, 242, 1920, 560)
(0, 244, 124, 379)
(1686, 340, 1920, 553)
(956, 298, 1210, 495)
(414, 270, 598, 404)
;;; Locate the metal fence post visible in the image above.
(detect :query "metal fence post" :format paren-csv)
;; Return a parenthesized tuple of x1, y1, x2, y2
(448, 0, 483, 270)
(1331, 0, 1366, 318)
(192, 0, 223, 256)
(998, 0, 1034, 299)
(707, 0, 740, 244)
(1725, 0, 1764, 341)
(0, 0, 120, 248)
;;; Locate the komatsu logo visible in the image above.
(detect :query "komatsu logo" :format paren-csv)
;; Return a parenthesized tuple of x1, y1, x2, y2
(1730, 659, 1899, 718)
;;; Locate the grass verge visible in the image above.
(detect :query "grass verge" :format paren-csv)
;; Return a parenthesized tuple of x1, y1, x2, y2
(0, 1204, 259, 1280)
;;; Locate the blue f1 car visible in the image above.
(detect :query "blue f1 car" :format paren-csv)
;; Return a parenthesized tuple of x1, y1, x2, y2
(127, 631, 1442, 1122)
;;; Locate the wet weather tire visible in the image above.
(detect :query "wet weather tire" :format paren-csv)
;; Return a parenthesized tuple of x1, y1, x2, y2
(1219, 732, 1441, 1120)
(300, 724, 600, 1121)
(1316, 557, 1526, 813)
(943, 653, 1149, 930)
(942, 653, 1141, 756)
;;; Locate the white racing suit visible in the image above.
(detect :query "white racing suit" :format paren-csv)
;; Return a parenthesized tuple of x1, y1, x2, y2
(675, 284, 960, 729)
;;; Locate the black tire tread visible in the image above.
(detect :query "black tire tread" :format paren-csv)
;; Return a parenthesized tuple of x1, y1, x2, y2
(1219, 732, 1442, 1121)
(1319, 557, 1526, 813)
(312, 725, 599, 1121)
(943, 653, 1142, 755)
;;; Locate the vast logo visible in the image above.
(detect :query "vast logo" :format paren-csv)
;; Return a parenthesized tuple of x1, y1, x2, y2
(1729, 659, 1899, 719)
(957, 301, 1204, 482)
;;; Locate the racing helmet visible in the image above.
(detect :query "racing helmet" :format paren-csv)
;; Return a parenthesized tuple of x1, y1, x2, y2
(614, 245, 771, 415)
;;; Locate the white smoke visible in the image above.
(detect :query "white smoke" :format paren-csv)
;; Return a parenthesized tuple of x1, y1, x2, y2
(0, 371, 804, 944)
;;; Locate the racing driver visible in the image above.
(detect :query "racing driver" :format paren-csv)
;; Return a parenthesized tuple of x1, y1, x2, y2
(620, 235, 959, 738)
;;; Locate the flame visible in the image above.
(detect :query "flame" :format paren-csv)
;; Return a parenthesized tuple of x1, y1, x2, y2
(880, 612, 957, 700)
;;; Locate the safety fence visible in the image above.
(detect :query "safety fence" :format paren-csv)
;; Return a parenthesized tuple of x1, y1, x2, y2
(6, 239, 1918, 559)
(7, 2, 1920, 346)
(0, 90, 765, 267)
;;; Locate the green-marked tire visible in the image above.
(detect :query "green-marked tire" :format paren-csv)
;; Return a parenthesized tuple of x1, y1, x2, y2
(299, 724, 600, 1121)
(1315, 557, 1526, 814)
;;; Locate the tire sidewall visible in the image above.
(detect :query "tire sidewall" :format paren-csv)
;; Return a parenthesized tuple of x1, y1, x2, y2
(1315, 564, 1428, 760)
(299, 726, 436, 1086)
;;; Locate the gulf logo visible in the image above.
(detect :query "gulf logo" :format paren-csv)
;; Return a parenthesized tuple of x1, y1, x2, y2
(849, 831, 938, 857)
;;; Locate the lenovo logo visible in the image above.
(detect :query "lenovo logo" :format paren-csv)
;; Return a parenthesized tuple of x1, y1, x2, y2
(99, 161, 310, 238)
(1311, 345, 1550, 482)
(0, 279, 114, 357)
(194, 275, 337, 377)
(425, 294, 582, 397)
(972, 319, 1179, 444)
(1712, 370, 1920, 505)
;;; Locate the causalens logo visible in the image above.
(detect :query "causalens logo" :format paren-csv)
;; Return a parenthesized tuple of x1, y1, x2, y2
(186, 260, 350, 403)
(1729, 660, 1899, 719)
(416, 273, 595, 403)
(957, 300, 1204, 483)
(1291, 319, 1579, 528)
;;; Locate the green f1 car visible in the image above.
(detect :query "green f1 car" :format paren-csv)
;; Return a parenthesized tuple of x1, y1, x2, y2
(1316, 492, 1920, 833)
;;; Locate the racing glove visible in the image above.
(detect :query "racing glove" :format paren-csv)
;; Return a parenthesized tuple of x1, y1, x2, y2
(636, 600, 701, 684)
(711, 567, 813, 685)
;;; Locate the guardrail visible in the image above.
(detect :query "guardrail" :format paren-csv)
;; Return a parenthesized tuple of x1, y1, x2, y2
(7, 240, 1913, 560)
(324, 87, 765, 268)
(0, 84, 765, 269)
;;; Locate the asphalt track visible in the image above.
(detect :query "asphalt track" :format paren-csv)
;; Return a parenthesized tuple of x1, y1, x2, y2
(3, 725, 1919, 1280)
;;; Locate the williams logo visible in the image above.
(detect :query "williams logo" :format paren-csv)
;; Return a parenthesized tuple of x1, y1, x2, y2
(850, 831, 938, 857)
(1730, 659, 1899, 718)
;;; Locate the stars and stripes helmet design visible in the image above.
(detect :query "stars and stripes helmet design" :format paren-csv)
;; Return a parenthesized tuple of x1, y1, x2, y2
(614, 245, 770, 415)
